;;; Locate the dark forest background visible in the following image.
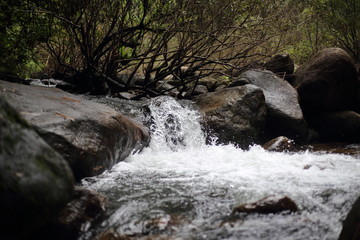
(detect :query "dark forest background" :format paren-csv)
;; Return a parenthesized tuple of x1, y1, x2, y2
(1, 0, 359, 94)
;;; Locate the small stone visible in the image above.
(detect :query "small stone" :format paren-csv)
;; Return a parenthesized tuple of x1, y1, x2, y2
(184, 84, 208, 98)
(262, 136, 297, 152)
(228, 77, 249, 87)
(232, 195, 298, 214)
(117, 92, 136, 100)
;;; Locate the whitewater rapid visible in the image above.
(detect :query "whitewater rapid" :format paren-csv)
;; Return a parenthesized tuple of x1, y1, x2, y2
(81, 96, 360, 240)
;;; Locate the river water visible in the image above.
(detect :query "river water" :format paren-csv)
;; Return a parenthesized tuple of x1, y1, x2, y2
(81, 96, 360, 240)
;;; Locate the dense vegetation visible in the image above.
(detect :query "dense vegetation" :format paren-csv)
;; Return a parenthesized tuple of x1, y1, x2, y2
(0, 0, 359, 94)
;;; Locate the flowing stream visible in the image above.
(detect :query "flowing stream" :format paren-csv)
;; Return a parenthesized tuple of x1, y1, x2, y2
(81, 96, 360, 240)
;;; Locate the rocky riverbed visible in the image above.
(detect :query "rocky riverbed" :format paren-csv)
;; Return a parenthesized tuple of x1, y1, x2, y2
(1, 47, 360, 239)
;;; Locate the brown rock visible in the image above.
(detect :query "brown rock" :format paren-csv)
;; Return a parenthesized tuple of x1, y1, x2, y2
(306, 110, 360, 142)
(262, 136, 297, 152)
(294, 48, 360, 112)
(263, 54, 295, 81)
(304, 142, 360, 156)
(232, 195, 298, 214)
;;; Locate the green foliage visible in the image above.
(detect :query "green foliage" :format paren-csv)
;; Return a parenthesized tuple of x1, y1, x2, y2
(0, 0, 48, 76)
(1, 0, 358, 91)
(310, 0, 360, 62)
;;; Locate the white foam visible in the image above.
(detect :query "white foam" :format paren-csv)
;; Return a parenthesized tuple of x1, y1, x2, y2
(82, 96, 360, 239)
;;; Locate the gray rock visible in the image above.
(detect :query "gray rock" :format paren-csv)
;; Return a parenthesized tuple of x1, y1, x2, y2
(116, 91, 136, 100)
(184, 84, 208, 98)
(239, 69, 308, 142)
(157, 80, 176, 91)
(0, 94, 74, 239)
(194, 85, 267, 147)
(0, 80, 150, 180)
(228, 77, 249, 88)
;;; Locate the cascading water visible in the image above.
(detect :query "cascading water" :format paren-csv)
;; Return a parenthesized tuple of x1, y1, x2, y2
(81, 96, 360, 240)
(147, 96, 205, 151)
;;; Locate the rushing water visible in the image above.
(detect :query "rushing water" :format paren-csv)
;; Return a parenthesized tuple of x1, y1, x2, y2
(81, 96, 360, 240)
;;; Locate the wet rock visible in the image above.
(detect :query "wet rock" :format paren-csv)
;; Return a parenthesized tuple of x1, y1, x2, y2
(0, 80, 150, 180)
(262, 136, 297, 152)
(0, 94, 74, 240)
(339, 196, 360, 240)
(306, 110, 360, 142)
(304, 142, 360, 156)
(232, 196, 298, 215)
(56, 187, 107, 239)
(263, 54, 295, 82)
(194, 85, 267, 147)
(239, 69, 308, 142)
(294, 48, 359, 112)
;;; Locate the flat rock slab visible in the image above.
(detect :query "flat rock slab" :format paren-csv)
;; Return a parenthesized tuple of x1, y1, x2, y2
(0, 80, 150, 180)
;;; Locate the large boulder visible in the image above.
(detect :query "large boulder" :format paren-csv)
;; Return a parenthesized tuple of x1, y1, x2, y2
(0, 94, 74, 240)
(294, 48, 359, 113)
(0, 80, 150, 180)
(306, 110, 360, 142)
(239, 70, 308, 142)
(339, 196, 360, 240)
(194, 85, 267, 147)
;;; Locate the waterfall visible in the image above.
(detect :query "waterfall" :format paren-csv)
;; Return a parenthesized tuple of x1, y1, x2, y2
(81, 96, 360, 240)
(148, 96, 205, 151)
